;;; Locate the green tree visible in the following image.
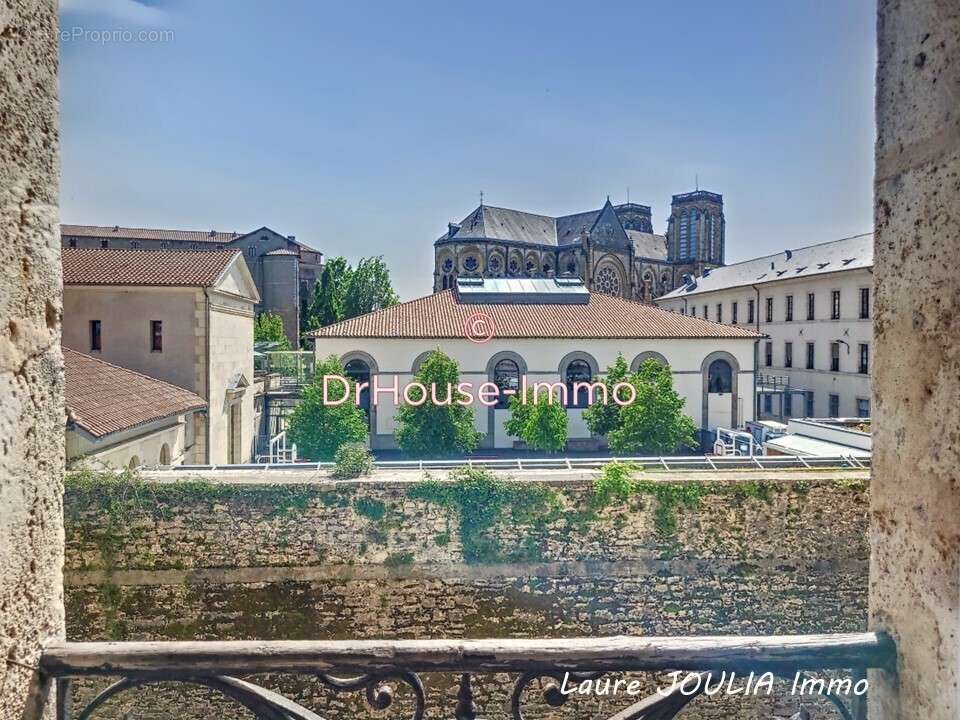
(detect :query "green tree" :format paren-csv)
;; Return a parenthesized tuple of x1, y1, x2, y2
(505, 388, 568, 453)
(303, 256, 352, 333)
(343, 256, 399, 319)
(607, 359, 697, 455)
(582, 353, 630, 437)
(287, 355, 368, 460)
(254, 312, 291, 350)
(395, 349, 480, 456)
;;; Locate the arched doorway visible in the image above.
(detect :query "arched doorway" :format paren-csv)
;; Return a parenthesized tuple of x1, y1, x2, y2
(159, 444, 170, 465)
(700, 352, 740, 438)
(342, 352, 378, 439)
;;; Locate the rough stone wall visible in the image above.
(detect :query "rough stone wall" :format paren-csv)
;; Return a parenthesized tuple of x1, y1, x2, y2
(63, 470, 870, 719)
(0, 2, 64, 718)
(871, 1, 960, 718)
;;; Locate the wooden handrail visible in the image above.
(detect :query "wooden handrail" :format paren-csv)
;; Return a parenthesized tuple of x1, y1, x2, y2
(41, 633, 895, 677)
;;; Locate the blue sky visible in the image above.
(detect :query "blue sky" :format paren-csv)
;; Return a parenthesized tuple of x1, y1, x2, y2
(59, 0, 877, 299)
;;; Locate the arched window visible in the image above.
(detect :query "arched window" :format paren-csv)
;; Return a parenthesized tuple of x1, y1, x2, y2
(344, 358, 371, 419)
(565, 360, 592, 408)
(707, 359, 733, 393)
(159, 444, 170, 465)
(689, 209, 699, 258)
(679, 212, 689, 259)
(493, 359, 520, 409)
(442, 258, 454, 273)
(128, 456, 140, 470)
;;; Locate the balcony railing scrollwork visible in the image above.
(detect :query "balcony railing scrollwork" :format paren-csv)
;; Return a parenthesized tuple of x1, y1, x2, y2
(39, 633, 895, 720)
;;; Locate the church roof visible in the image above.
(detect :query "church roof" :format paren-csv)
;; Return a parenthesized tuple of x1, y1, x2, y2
(308, 288, 761, 340)
(627, 231, 668, 261)
(658, 233, 874, 300)
(441, 199, 644, 248)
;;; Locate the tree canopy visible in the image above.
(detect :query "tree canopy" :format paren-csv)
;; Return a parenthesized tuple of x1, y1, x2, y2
(301, 255, 398, 336)
(253, 312, 291, 350)
(606, 359, 698, 455)
(394, 349, 480, 457)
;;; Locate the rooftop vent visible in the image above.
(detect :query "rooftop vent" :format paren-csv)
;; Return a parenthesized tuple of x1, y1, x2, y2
(785, 249, 793, 260)
(776, 270, 788, 276)
(209, 230, 217, 236)
(842, 258, 855, 265)
(112, 225, 119, 232)
(702, 268, 712, 277)
(448, 223, 461, 238)
(287, 235, 296, 242)
(770, 262, 775, 270)
(795, 266, 808, 273)
(817, 262, 830, 269)
(757, 273, 767, 280)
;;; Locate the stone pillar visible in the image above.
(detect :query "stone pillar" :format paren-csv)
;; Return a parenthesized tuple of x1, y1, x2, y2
(870, 1, 960, 718)
(0, 1, 64, 717)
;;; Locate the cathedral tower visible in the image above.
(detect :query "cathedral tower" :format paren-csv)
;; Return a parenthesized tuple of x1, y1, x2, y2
(665, 190, 725, 272)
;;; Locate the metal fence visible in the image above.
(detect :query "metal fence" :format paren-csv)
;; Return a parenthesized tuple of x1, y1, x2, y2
(174, 453, 870, 473)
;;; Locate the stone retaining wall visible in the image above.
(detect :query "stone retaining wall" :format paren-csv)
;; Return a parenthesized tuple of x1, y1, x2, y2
(63, 468, 871, 719)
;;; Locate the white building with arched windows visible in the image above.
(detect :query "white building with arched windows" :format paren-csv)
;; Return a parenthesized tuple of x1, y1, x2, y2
(308, 278, 760, 451)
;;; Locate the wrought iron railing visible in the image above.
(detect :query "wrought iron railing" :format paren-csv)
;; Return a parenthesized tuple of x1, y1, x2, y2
(40, 633, 894, 720)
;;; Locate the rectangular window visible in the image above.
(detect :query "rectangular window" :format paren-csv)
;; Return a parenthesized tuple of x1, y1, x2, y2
(829, 393, 840, 417)
(807, 292, 815, 320)
(784, 392, 793, 417)
(831, 290, 841, 320)
(785, 295, 794, 321)
(731, 302, 738, 325)
(857, 398, 871, 418)
(765, 341, 773, 367)
(100, 239, 109, 249)
(89, 320, 101, 352)
(805, 391, 815, 417)
(763, 394, 773, 413)
(150, 320, 163, 352)
(691, 306, 696, 318)
(765, 297, 773, 323)
(703, 304, 708, 319)
(860, 287, 870, 319)
(859, 343, 869, 374)
(784, 342, 793, 368)
(716, 303, 723, 323)
(831, 342, 841, 372)
(747, 299, 755, 325)
(68, 238, 77, 248)
(806, 342, 815, 370)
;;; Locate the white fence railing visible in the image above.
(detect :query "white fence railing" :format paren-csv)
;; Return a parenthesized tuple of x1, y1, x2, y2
(176, 453, 870, 472)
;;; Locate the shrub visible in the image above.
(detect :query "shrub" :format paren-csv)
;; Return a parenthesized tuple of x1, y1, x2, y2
(287, 355, 368, 460)
(394, 349, 480, 457)
(333, 443, 375, 479)
(504, 388, 568, 453)
(592, 460, 640, 508)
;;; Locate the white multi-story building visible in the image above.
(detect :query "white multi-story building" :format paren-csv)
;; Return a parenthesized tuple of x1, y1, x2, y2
(655, 233, 873, 420)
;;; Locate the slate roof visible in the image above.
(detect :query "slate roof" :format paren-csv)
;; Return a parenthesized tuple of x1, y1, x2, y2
(627, 231, 668, 260)
(62, 248, 240, 287)
(64, 348, 205, 438)
(442, 200, 646, 248)
(658, 233, 874, 300)
(308, 289, 761, 339)
(61, 224, 240, 244)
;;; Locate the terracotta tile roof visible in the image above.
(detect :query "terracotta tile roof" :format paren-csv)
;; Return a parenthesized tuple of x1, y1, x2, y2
(64, 348, 205, 438)
(62, 248, 240, 287)
(308, 289, 764, 339)
(61, 224, 240, 244)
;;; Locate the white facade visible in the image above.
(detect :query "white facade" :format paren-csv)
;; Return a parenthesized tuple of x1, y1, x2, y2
(656, 236, 873, 421)
(312, 336, 757, 451)
(66, 414, 193, 470)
